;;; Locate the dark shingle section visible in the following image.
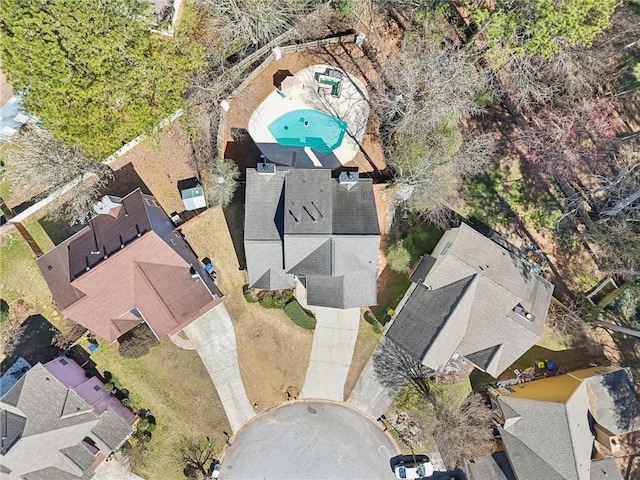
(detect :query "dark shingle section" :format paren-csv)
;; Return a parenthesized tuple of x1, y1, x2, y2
(332, 180, 379, 235)
(67, 190, 151, 280)
(284, 169, 333, 235)
(386, 277, 475, 360)
(0, 409, 27, 454)
(306, 275, 346, 308)
(288, 239, 333, 276)
(409, 255, 436, 284)
(91, 409, 133, 451)
(465, 344, 501, 371)
(467, 452, 516, 480)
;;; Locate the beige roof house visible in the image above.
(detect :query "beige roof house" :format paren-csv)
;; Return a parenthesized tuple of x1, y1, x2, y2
(386, 223, 554, 377)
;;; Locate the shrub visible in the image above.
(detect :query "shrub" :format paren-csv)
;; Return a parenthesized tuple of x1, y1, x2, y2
(284, 301, 316, 330)
(386, 242, 412, 273)
(364, 311, 383, 334)
(243, 287, 259, 303)
(258, 290, 293, 309)
(118, 324, 159, 358)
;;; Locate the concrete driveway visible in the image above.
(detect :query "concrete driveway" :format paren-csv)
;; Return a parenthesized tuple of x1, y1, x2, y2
(219, 401, 399, 479)
(182, 304, 255, 432)
(300, 306, 360, 401)
(347, 344, 401, 418)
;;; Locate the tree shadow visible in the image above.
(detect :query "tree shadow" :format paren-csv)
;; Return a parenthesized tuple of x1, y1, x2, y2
(0, 314, 62, 371)
(36, 162, 153, 246)
(224, 129, 262, 179)
(222, 185, 247, 270)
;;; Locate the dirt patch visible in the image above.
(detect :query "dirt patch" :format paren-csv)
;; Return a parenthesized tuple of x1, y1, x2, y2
(108, 121, 197, 215)
(179, 202, 313, 411)
(221, 43, 386, 175)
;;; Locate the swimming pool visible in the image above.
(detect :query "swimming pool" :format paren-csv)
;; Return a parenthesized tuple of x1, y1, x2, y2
(267, 109, 347, 155)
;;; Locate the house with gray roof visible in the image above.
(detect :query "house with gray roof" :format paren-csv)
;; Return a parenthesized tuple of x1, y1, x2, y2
(244, 167, 380, 309)
(0, 357, 134, 480)
(466, 365, 632, 480)
(385, 223, 554, 377)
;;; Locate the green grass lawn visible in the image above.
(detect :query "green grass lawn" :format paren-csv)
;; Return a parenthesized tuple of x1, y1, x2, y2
(86, 338, 230, 480)
(283, 300, 316, 330)
(0, 230, 55, 312)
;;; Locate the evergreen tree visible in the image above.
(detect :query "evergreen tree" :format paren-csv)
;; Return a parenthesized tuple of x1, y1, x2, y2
(0, 0, 205, 160)
(470, 0, 616, 63)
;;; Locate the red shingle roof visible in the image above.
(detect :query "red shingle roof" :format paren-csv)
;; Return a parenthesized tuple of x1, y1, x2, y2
(64, 232, 220, 341)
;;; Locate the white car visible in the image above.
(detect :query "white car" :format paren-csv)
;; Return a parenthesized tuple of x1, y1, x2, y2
(394, 459, 434, 479)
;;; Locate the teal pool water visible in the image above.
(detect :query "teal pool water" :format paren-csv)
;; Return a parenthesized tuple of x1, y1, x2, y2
(268, 109, 347, 155)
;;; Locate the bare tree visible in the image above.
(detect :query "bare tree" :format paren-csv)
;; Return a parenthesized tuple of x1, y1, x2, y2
(433, 392, 495, 469)
(5, 126, 113, 225)
(194, 0, 322, 46)
(373, 337, 434, 401)
(179, 437, 218, 480)
(51, 320, 87, 351)
(516, 97, 618, 179)
(373, 41, 487, 140)
(203, 157, 240, 208)
(0, 299, 30, 357)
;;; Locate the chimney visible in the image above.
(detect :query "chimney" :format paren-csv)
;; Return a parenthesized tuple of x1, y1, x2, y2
(93, 195, 123, 217)
(256, 157, 276, 175)
(338, 171, 359, 189)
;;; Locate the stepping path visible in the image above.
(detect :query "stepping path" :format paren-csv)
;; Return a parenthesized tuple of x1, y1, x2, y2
(300, 306, 361, 401)
(182, 304, 255, 432)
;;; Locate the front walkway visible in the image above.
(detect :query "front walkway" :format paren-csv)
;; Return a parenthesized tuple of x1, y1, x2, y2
(182, 304, 255, 432)
(300, 306, 361, 401)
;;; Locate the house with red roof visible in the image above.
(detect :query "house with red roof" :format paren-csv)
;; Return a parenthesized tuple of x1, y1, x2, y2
(37, 189, 223, 342)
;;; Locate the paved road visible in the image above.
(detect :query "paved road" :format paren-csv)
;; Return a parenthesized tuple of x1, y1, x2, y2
(219, 401, 399, 479)
(347, 343, 399, 418)
(300, 306, 360, 401)
(182, 304, 255, 432)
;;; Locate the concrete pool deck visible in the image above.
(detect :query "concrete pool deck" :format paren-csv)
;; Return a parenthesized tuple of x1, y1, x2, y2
(248, 64, 370, 169)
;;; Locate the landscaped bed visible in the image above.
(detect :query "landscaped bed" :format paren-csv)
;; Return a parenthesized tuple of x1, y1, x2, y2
(283, 300, 316, 330)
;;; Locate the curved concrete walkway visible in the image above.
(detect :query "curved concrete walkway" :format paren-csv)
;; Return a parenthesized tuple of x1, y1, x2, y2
(300, 306, 361, 401)
(182, 304, 255, 432)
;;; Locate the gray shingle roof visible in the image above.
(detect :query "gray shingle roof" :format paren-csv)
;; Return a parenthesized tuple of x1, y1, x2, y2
(0, 362, 132, 479)
(90, 408, 134, 451)
(498, 382, 592, 480)
(585, 367, 640, 435)
(386, 277, 475, 368)
(589, 458, 623, 480)
(244, 168, 379, 308)
(60, 444, 96, 472)
(387, 224, 553, 377)
(467, 452, 516, 480)
(331, 180, 379, 235)
(0, 409, 27, 454)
